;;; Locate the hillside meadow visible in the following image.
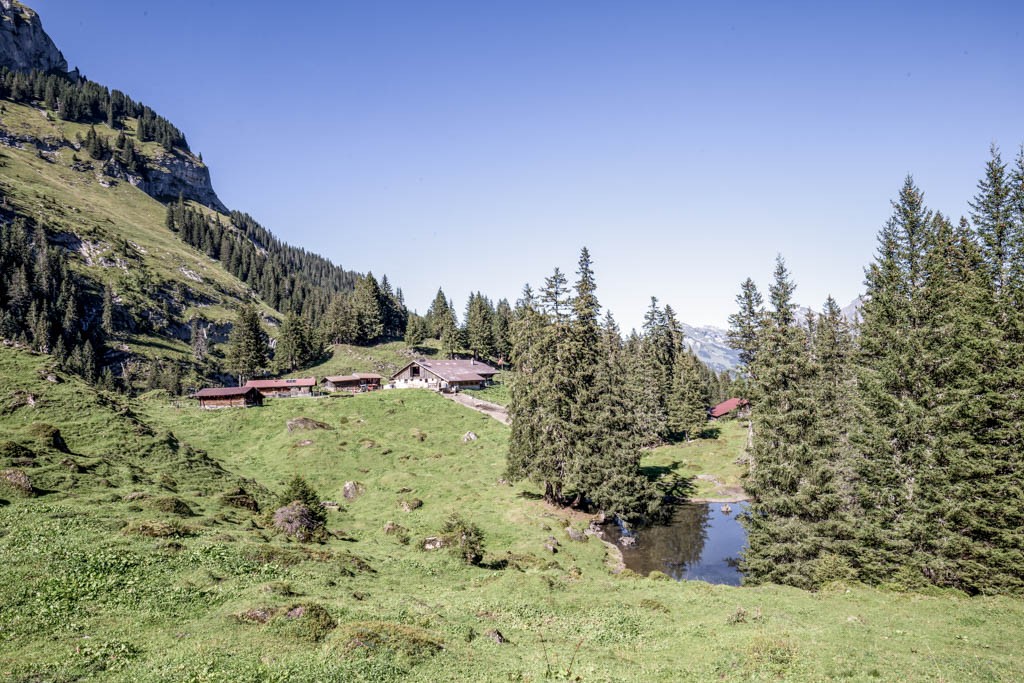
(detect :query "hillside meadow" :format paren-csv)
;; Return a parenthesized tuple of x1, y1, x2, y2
(0, 346, 1022, 681)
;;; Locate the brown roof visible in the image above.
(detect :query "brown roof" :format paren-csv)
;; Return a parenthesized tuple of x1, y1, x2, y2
(323, 373, 383, 383)
(710, 398, 749, 418)
(391, 358, 498, 383)
(245, 377, 317, 389)
(194, 386, 259, 399)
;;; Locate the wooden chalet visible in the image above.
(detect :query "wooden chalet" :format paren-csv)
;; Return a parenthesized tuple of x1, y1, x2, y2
(194, 386, 263, 409)
(244, 377, 317, 398)
(390, 358, 498, 393)
(321, 373, 383, 393)
(709, 397, 749, 420)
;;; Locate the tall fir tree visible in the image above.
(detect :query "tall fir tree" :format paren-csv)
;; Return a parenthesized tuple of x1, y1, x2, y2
(226, 303, 268, 385)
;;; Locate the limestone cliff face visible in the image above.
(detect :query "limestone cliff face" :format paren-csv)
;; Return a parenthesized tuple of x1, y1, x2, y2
(143, 151, 227, 212)
(0, 0, 68, 74)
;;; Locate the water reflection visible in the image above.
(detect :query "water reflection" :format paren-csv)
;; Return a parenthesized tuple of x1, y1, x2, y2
(605, 502, 748, 586)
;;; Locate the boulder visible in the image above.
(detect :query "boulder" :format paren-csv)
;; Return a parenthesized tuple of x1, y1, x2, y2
(342, 481, 364, 501)
(462, 431, 478, 443)
(423, 536, 447, 551)
(486, 629, 508, 644)
(565, 526, 587, 543)
(399, 498, 423, 512)
(619, 536, 637, 548)
(287, 417, 332, 432)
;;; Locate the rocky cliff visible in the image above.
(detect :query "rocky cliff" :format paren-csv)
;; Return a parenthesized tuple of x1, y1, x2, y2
(0, 0, 67, 74)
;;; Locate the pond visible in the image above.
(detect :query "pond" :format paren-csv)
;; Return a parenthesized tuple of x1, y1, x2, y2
(603, 501, 749, 586)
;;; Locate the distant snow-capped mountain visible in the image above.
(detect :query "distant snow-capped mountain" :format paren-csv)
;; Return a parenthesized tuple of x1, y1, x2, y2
(681, 323, 741, 374)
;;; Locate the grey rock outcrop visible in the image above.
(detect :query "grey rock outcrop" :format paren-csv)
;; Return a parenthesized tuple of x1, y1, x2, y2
(0, 1, 68, 74)
(142, 150, 227, 212)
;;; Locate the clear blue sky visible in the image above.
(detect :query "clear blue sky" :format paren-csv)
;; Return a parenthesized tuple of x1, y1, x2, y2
(34, 1, 1024, 330)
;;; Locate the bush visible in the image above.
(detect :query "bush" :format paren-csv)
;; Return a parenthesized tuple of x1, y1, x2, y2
(440, 513, 485, 566)
(273, 502, 325, 542)
(277, 475, 326, 527)
(278, 603, 336, 642)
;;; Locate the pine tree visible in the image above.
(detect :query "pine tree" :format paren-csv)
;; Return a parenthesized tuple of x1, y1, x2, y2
(727, 277, 764, 371)
(226, 304, 268, 385)
(101, 284, 115, 335)
(351, 273, 384, 345)
(464, 292, 496, 359)
(275, 313, 315, 372)
(404, 314, 427, 347)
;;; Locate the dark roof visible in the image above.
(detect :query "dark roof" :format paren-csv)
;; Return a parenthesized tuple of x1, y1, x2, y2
(245, 377, 317, 389)
(194, 386, 259, 399)
(710, 398, 749, 418)
(391, 358, 498, 382)
(323, 373, 383, 383)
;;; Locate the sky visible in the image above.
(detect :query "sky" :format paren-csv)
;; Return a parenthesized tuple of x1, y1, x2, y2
(32, 1, 1024, 330)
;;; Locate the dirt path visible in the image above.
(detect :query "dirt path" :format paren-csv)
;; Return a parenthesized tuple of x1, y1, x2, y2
(443, 392, 510, 425)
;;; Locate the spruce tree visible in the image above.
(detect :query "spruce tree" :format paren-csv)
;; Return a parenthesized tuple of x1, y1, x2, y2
(226, 304, 268, 385)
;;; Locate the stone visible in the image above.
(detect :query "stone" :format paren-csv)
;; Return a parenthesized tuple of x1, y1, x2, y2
(619, 536, 637, 548)
(485, 629, 508, 644)
(286, 417, 332, 432)
(565, 526, 587, 543)
(342, 481, 364, 500)
(423, 536, 447, 551)
(462, 431, 478, 443)
(399, 498, 423, 512)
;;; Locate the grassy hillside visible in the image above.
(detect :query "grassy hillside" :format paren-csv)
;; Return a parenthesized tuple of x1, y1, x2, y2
(0, 98, 278, 366)
(2, 345, 1023, 681)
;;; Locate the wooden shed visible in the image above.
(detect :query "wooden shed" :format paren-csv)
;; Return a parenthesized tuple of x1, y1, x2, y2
(322, 373, 383, 393)
(244, 377, 317, 398)
(194, 386, 263, 409)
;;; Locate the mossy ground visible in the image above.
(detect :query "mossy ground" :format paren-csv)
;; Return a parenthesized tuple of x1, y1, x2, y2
(1, 345, 1022, 681)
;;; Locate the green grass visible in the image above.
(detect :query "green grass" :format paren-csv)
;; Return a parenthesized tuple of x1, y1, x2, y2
(470, 373, 510, 406)
(0, 99, 279, 364)
(2, 345, 1024, 681)
(642, 418, 750, 500)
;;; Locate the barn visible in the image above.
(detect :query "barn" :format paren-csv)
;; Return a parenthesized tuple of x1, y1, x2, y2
(194, 386, 263, 409)
(710, 397, 749, 419)
(244, 377, 317, 398)
(390, 358, 498, 392)
(321, 373, 383, 393)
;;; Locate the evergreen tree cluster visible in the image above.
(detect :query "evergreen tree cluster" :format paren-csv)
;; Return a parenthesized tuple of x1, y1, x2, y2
(506, 248, 662, 521)
(165, 201, 371, 321)
(0, 68, 188, 151)
(321, 272, 406, 346)
(0, 216, 106, 381)
(735, 146, 1024, 594)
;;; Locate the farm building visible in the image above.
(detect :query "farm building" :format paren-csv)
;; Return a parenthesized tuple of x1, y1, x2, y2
(710, 397, 749, 419)
(244, 377, 317, 398)
(194, 386, 263, 409)
(390, 358, 498, 392)
(321, 373, 383, 393)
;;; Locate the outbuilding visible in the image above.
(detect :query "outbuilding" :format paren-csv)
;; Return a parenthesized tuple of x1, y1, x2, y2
(194, 386, 263, 409)
(244, 377, 317, 398)
(322, 373, 383, 393)
(710, 397, 750, 419)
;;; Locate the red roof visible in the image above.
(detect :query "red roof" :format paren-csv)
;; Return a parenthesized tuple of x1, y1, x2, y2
(710, 398, 749, 418)
(323, 373, 383, 383)
(194, 386, 259, 399)
(245, 377, 317, 389)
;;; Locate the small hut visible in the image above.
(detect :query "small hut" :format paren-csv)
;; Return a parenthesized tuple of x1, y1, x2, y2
(321, 373, 383, 393)
(194, 386, 263, 409)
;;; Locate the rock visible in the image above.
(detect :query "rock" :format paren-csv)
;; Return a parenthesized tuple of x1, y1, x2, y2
(462, 431, 478, 443)
(619, 536, 637, 548)
(588, 521, 604, 535)
(237, 608, 273, 624)
(44, 374, 60, 383)
(543, 540, 559, 554)
(0, 1, 69, 74)
(399, 498, 423, 512)
(286, 417, 332, 432)
(485, 629, 508, 644)
(342, 481, 364, 501)
(383, 521, 405, 535)
(321, 501, 341, 511)
(565, 526, 587, 543)
(295, 439, 314, 447)
(284, 606, 305, 619)
(423, 536, 447, 551)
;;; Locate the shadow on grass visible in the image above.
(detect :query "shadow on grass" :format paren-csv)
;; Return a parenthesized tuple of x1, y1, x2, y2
(516, 491, 544, 501)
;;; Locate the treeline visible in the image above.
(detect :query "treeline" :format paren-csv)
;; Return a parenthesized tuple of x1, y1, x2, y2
(403, 289, 514, 361)
(735, 146, 1024, 595)
(505, 249, 731, 521)
(166, 201, 367, 320)
(0, 215, 106, 382)
(0, 68, 188, 151)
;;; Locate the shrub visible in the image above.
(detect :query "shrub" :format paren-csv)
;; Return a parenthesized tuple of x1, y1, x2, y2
(810, 553, 856, 586)
(279, 603, 336, 642)
(273, 502, 324, 542)
(276, 475, 326, 526)
(440, 513, 485, 566)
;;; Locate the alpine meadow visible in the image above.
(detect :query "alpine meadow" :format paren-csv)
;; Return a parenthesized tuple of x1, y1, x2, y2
(1, 1, 1024, 681)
